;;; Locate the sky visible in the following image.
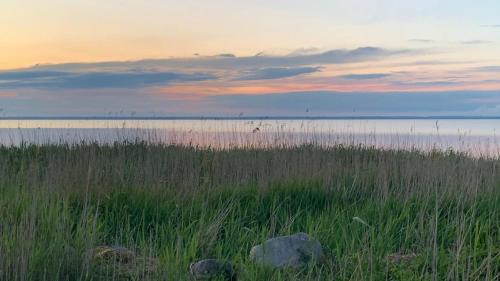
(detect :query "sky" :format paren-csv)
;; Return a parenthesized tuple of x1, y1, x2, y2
(1, 0, 500, 117)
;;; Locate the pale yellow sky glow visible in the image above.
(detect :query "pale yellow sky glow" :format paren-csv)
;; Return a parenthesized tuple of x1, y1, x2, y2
(2, 0, 499, 69)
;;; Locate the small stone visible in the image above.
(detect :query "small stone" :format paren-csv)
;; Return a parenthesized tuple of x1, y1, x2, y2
(90, 246, 159, 279)
(249, 232, 324, 269)
(189, 259, 236, 280)
(92, 245, 136, 264)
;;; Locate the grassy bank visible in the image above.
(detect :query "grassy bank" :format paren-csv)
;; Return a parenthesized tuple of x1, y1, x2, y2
(0, 143, 499, 280)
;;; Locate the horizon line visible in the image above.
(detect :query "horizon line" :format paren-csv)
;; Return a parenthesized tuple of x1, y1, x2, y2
(3, 115, 500, 120)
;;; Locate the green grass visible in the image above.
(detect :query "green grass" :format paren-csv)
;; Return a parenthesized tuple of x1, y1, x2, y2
(0, 143, 499, 280)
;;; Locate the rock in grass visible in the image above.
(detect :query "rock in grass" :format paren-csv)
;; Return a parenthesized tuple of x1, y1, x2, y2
(189, 259, 236, 280)
(92, 245, 136, 263)
(91, 246, 159, 279)
(249, 232, 324, 269)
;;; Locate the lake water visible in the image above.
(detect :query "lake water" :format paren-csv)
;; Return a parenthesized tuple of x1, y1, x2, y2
(1, 119, 500, 157)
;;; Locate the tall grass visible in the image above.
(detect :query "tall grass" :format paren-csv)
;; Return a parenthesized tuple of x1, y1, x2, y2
(0, 142, 499, 280)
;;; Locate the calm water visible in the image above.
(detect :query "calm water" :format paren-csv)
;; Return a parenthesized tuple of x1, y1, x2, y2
(1, 119, 500, 157)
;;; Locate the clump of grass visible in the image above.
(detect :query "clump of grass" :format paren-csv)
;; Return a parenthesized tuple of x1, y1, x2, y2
(0, 143, 499, 280)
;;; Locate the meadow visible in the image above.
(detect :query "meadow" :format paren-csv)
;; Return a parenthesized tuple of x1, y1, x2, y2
(0, 142, 498, 280)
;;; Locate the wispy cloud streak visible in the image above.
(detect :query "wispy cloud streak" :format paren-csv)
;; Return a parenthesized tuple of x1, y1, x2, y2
(16, 47, 408, 72)
(340, 73, 390, 80)
(238, 67, 321, 80)
(0, 71, 215, 89)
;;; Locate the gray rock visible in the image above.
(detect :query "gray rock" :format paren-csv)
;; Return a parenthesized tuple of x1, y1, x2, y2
(249, 232, 324, 269)
(189, 259, 236, 280)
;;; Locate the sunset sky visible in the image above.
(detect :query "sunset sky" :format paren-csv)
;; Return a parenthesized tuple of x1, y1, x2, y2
(1, 0, 500, 116)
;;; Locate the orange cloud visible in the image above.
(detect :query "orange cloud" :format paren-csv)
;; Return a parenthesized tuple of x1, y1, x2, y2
(0, 92, 16, 98)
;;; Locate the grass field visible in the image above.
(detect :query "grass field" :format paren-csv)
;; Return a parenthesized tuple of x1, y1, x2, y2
(0, 143, 499, 280)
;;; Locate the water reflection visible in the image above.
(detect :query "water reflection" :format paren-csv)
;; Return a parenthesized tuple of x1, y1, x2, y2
(1, 119, 500, 158)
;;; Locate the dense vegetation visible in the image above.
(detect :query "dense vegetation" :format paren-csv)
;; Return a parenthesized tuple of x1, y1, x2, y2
(0, 143, 499, 280)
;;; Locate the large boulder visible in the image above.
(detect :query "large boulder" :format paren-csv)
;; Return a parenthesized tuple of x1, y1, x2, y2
(249, 232, 324, 269)
(189, 259, 236, 280)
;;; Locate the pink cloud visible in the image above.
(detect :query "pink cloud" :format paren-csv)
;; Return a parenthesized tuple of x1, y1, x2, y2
(154, 74, 500, 97)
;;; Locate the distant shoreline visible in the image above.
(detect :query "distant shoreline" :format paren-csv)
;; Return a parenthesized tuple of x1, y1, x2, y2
(3, 116, 500, 120)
